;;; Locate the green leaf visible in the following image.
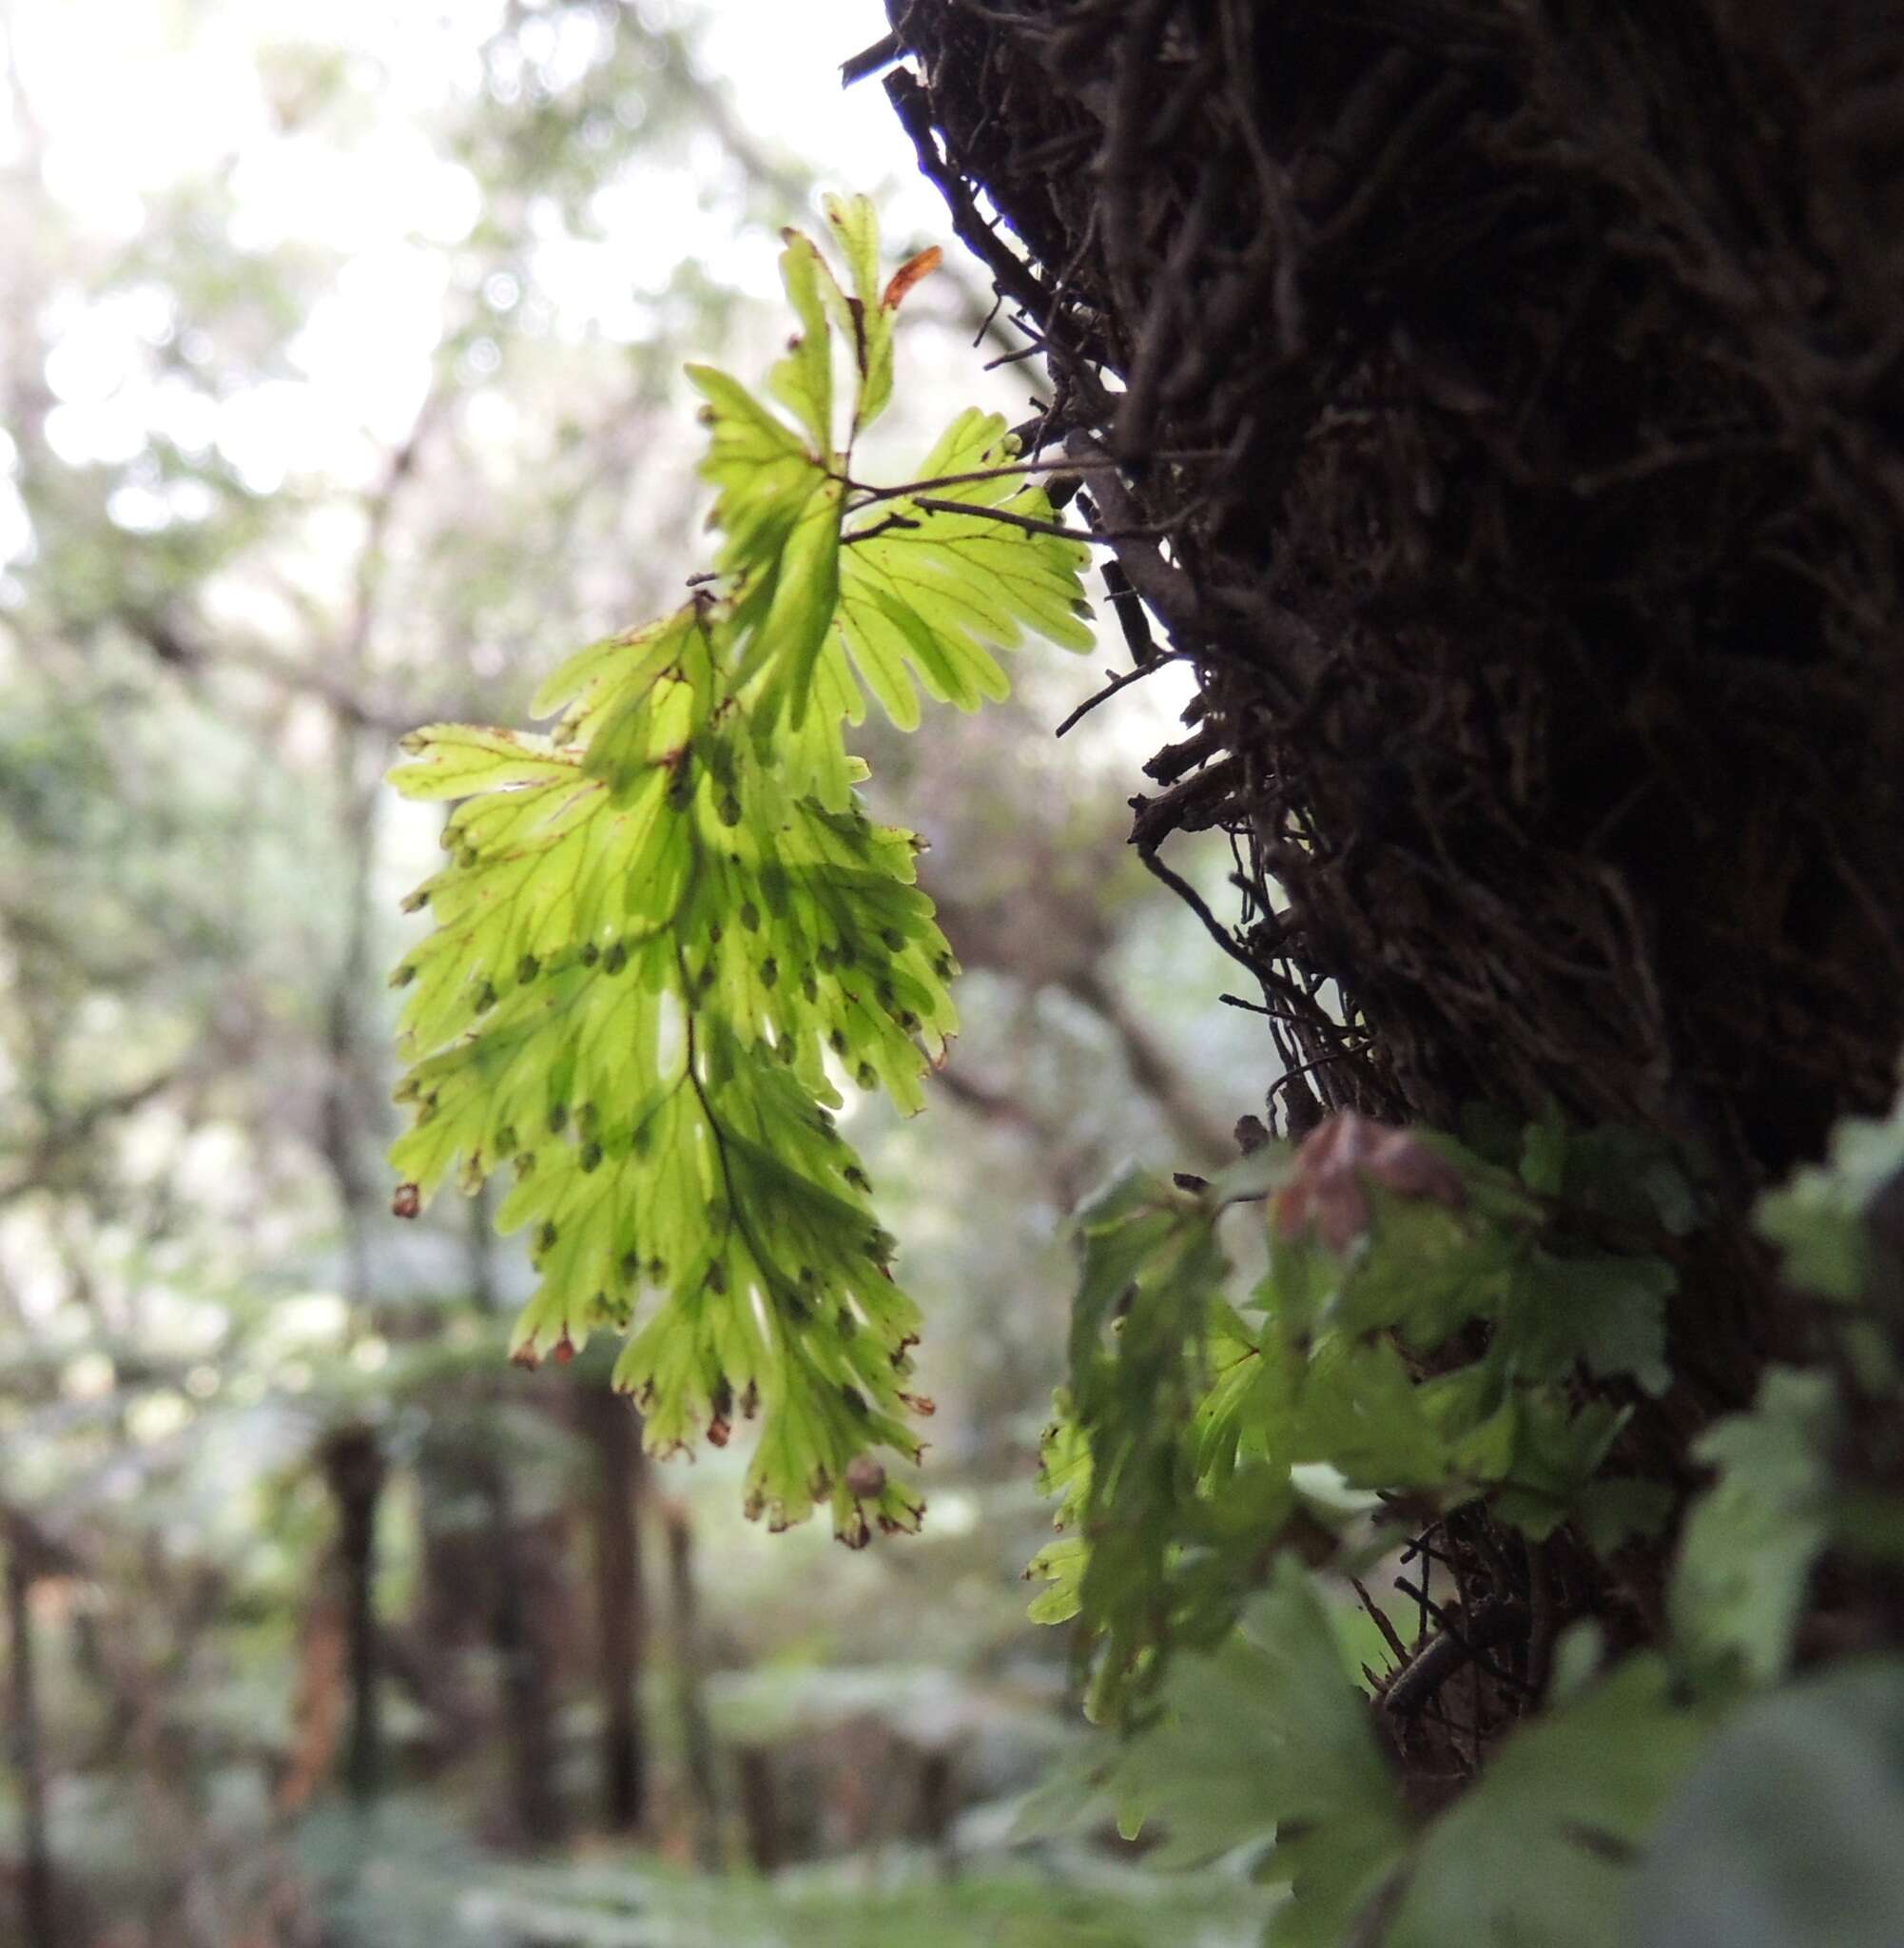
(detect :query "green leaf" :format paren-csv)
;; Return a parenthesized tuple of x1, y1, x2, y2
(530, 609, 700, 743)
(1626, 1659, 1904, 1948)
(1385, 1656, 1715, 1948)
(834, 408, 1094, 731)
(699, 284, 1092, 805)
(392, 637, 954, 1536)
(1323, 1194, 1518, 1349)
(1576, 1475, 1677, 1553)
(1758, 1081, 1904, 1301)
(1524, 1112, 1702, 1237)
(755, 475, 845, 738)
(766, 229, 837, 451)
(1668, 1364, 1838, 1685)
(1105, 1564, 1408, 1943)
(821, 190, 895, 433)
(686, 364, 825, 582)
(1499, 1249, 1675, 1395)
(389, 723, 574, 800)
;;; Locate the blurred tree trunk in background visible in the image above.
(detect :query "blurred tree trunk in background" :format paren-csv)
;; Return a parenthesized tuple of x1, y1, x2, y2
(580, 1384, 650, 1834)
(911, 1745, 958, 1876)
(483, 1461, 568, 1849)
(735, 1744, 784, 1874)
(663, 1502, 723, 1870)
(4, 1522, 57, 1948)
(319, 1427, 387, 1806)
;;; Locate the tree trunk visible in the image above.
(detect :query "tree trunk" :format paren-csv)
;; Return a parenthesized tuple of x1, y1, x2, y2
(484, 1463, 568, 1849)
(580, 1384, 650, 1834)
(910, 1746, 957, 1874)
(884, 0, 1904, 1799)
(735, 1745, 783, 1874)
(4, 1529, 57, 1948)
(662, 1501, 723, 1870)
(319, 1425, 387, 1805)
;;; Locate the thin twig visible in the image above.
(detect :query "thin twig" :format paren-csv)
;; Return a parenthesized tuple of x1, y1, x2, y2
(912, 495, 1132, 543)
(841, 513, 922, 547)
(1137, 845, 1265, 978)
(1351, 1577, 1411, 1667)
(1217, 991, 1315, 1025)
(1054, 656, 1180, 737)
(840, 31, 903, 88)
(845, 449, 1224, 505)
(1391, 1584, 1533, 1698)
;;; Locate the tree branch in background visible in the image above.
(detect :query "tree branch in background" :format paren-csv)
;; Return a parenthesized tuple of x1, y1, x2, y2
(1061, 964, 1234, 1169)
(111, 606, 476, 738)
(933, 873, 1235, 1172)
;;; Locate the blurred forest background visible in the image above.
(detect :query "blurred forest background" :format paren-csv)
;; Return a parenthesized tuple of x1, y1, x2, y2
(0, 1, 1273, 1942)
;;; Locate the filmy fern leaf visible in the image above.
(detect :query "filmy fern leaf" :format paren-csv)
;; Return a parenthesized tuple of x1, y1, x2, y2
(389, 197, 1093, 1542)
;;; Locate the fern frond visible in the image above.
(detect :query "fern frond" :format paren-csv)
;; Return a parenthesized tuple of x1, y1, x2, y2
(389, 196, 1091, 1540)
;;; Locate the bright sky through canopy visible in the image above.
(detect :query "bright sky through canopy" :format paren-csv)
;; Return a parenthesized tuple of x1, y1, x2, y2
(2, 1, 922, 494)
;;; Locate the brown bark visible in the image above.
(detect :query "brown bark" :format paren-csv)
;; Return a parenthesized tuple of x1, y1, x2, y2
(883, 0, 1904, 1793)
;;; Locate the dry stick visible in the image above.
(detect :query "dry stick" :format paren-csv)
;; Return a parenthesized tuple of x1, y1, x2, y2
(845, 449, 1227, 504)
(1351, 1575, 1412, 1668)
(884, 69, 1050, 321)
(1267, 1042, 1374, 1122)
(1054, 656, 1181, 738)
(1388, 1587, 1533, 1711)
(970, 283, 1006, 348)
(1060, 433, 1239, 675)
(1137, 845, 1264, 980)
(1219, 990, 1334, 1027)
(841, 512, 922, 547)
(839, 30, 903, 88)
(909, 494, 1153, 544)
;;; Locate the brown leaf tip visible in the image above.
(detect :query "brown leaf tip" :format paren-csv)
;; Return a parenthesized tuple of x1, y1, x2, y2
(882, 245, 942, 310)
(1272, 1112, 1467, 1251)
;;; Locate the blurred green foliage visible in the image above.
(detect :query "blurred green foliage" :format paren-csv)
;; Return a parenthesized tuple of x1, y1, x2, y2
(1024, 1078, 1904, 1945)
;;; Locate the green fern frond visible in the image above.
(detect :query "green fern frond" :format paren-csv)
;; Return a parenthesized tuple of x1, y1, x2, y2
(389, 195, 1091, 1541)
